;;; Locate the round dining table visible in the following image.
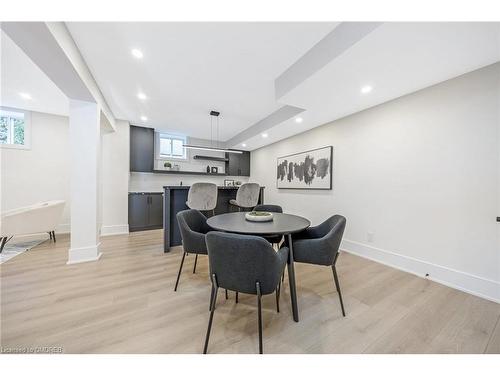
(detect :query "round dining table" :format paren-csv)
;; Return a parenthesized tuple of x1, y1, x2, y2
(206, 212, 310, 322)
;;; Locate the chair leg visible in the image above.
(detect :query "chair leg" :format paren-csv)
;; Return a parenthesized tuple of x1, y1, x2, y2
(48, 232, 52, 240)
(275, 283, 280, 313)
(225, 289, 228, 299)
(256, 281, 263, 354)
(235, 291, 239, 303)
(331, 264, 346, 317)
(52, 231, 56, 242)
(193, 254, 198, 273)
(174, 251, 186, 291)
(203, 274, 219, 354)
(209, 283, 215, 311)
(0, 237, 6, 254)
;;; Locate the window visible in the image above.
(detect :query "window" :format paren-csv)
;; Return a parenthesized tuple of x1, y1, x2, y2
(156, 132, 187, 160)
(0, 108, 31, 149)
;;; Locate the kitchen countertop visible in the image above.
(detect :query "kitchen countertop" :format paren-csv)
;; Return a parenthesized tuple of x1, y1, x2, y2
(129, 191, 164, 194)
(163, 185, 264, 190)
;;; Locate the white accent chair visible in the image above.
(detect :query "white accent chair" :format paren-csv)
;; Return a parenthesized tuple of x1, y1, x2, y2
(0, 200, 66, 253)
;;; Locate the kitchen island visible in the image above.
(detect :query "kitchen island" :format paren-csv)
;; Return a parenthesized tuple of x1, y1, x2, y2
(163, 185, 265, 252)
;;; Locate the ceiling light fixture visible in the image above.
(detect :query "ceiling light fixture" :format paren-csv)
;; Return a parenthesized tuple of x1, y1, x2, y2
(140, 116, 148, 122)
(295, 117, 303, 123)
(137, 92, 147, 100)
(131, 49, 144, 59)
(19, 92, 32, 100)
(183, 111, 243, 154)
(361, 85, 373, 94)
(262, 133, 268, 138)
(241, 143, 247, 147)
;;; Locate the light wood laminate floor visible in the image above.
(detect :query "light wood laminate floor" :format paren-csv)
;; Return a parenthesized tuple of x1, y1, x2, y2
(1, 230, 499, 354)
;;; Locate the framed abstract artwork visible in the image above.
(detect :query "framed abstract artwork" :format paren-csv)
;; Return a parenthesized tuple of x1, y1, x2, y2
(276, 146, 332, 190)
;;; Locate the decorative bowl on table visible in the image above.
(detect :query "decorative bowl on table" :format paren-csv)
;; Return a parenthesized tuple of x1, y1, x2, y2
(245, 211, 274, 222)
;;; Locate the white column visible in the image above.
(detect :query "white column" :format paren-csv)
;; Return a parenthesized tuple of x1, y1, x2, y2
(67, 99, 102, 264)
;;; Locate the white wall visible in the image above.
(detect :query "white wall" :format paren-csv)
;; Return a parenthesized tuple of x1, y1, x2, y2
(101, 120, 130, 236)
(251, 63, 500, 302)
(1, 111, 71, 232)
(1, 111, 131, 237)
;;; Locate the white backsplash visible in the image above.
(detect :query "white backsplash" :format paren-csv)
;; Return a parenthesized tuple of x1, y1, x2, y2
(129, 173, 249, 192)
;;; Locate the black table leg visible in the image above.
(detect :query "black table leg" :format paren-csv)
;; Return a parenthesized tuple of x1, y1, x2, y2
(286, 233, 299, 322)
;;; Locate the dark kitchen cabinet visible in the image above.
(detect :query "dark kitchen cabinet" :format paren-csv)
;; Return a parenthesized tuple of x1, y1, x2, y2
(128, 192, 163, 232)
(148, 194, 164, 228)
(130, 125, 155, 172)
(239, 151, 250, 176)
(226, 151, 250, 176)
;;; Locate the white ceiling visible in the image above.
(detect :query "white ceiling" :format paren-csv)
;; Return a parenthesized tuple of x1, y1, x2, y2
(241, 22, 500, 150)
(66, 22, 336, 140)
(0, 30, 69, 116)
(2, 22, 499, 151)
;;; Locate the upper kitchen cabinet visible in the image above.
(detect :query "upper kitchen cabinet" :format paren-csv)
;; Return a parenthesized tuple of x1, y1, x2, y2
(226, 151, 250, 176)
(130, 125, 155, 172)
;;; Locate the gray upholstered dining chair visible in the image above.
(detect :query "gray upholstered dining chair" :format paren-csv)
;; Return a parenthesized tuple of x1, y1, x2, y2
(254, 204, 282, 213)
(229, 182, 260, 211)
(186, 182, 218, 216)
(290, 215, 347, 317)
(174, 209, 212, 291)
(254, 204, 283, 246)
(203, 232, 288, 354)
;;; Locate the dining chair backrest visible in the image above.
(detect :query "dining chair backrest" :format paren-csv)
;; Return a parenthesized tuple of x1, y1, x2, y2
(206, 231, 288, 295)
(321, 215, 346, 261)
(254, 204, 283, 213)
(294, 215, 346, 266)
(187, 183, 218, 211)
(235, 183, 260, 208)
(176, 209, 211, 254)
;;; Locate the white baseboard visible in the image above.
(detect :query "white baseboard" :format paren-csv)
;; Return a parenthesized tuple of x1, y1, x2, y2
(341, 239, 500, 304)
(57, 223, 70, 234)
(54, 224, 129, 236)
(100, 224, 129, 236)
(67, 243, 102, 264)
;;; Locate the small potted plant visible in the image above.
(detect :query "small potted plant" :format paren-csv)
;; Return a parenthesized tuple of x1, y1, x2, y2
(164, 162, 172, 171)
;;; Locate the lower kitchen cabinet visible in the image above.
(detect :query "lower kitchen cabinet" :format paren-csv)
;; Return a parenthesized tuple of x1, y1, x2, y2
(128, 192, 163, 232)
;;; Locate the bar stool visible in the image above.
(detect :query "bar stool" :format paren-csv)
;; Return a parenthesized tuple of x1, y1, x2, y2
(229, 183, 260, 212)
(186, 182, 218, 216)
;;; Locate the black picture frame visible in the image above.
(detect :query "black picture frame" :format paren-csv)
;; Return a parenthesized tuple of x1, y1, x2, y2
(211, 167, 218, 174)
(276, 146, 333, 190)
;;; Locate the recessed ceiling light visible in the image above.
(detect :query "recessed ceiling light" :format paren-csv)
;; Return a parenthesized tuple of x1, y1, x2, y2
(361, 85, 373, 94)
(262, 133, 268, 138)
(241, 143, 247, 147)
(19, 92, 31, 100)
(131, 49, 143, 59)
(295, 117, 303, 123)
(140, 116, 148, 122)
(137, 92, 147, 100)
